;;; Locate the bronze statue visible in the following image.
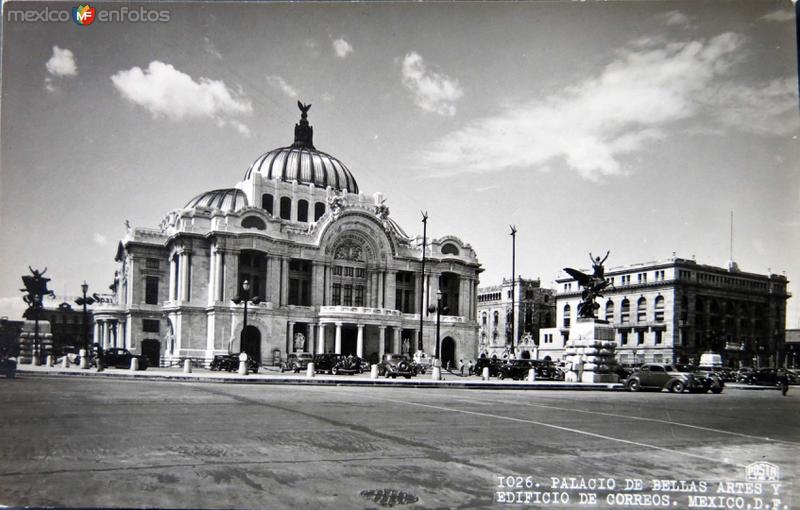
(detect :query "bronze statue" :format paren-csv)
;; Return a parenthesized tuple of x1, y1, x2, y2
(20, 266, 55, 309)
(564, 251, 612, 319)
(297, 101, 311, 119)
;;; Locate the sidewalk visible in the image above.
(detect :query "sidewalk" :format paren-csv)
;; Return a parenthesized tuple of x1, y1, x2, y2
(13, 363, 625, 390)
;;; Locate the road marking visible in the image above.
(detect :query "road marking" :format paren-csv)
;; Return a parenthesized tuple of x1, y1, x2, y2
(337, 389, 748, 468)
(442, 393, 800, 447)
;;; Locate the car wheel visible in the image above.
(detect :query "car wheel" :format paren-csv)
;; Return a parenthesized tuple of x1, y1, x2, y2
(498, 372, 506, 380)
(711, 387, 723, 394)
(279, 366, 285, 373)
(627, 379, 641, 392)
(671, 381, 686, 393)
(331, 366, 339, 375)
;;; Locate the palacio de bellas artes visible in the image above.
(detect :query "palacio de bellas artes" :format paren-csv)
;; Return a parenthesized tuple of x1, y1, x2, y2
(94, 103, 483, 368)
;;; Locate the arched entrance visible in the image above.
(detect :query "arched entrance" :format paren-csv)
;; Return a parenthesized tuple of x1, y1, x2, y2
(520, 350, 531, 359)
(441, 337, 456, 368)
(241, 326, 261, 362)
(141, 339, 161, 367)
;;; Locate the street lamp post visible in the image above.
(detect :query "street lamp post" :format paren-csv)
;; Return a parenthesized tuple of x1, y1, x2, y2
(418, 211, 428, 352)
(509, 225, 517, 357)
(428, 290, 443, 379)
(232, 280, 261, 353)
(75, 282, 95, 353)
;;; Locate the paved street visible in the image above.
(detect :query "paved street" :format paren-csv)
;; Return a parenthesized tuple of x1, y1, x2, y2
(0, 376, 797, 509)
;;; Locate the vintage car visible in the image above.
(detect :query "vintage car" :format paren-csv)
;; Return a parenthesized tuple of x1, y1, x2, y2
(91, 347, 148, 370)
(313, 354, 363, 375)
(0, 356, 16, 379)
(474, 357, 504, 377)
(678, 366, 725, 394)
(738, 368, 779, 386)
(378, 354, 416, 379)
(498, 360, 533, 380)
(623, 363, 710, 393)
(280, 352, 314, 373)
(209, 352, 259, 373)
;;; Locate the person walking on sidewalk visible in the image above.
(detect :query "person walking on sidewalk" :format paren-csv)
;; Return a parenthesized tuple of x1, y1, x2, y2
(777, 369, 790, 396)
(458, 359, 464, 376)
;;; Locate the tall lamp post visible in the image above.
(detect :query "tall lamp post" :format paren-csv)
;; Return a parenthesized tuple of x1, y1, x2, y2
(428, 290, 443, 361)
(418, 211, 428, 352)
(75, 282, 95, 353)
(232, 280, 261, 352)
(509, 225, 517, 357)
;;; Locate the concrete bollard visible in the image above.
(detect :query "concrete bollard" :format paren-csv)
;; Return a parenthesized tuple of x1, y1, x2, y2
(31, 355, 40, 366)
(238, 353, 249, 375)
(432, 366, 442, 381)
(61, 356, 70, 369)
(46, 355, 54, 367)
(96, 358, 104, 372)
(183, 359, 192, 374)
(79, 349, 88, 369)
(131, 357, 139, 371)
(482, 367, 490, 381)
(306, 362, 315, 378)
(370, 364, 379, 379)
(527, 369, 536, 382)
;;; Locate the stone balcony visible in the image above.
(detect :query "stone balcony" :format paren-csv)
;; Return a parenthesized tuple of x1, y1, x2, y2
(318, 306, 403, 320)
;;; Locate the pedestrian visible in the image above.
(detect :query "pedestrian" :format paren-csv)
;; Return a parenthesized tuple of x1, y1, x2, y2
(777, 369, 789, 396)
(446, 360, 452, 371)
(458, 359, 464, 376)
(467, 360, 474, 376)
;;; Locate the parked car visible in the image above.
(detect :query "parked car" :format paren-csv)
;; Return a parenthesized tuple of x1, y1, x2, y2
(623, 363, 709, 393)
(209, 352, 259, 373)
(280, 352, 314, 373)
(91, 348, 148, 370)
(313, 354, 363, 375)
(498, 360, 533, 380)
(0, 356, 16, 379)
(474, 357, 503, 377)
(378, 354, 416, 379)
(738, 368, 779, 386)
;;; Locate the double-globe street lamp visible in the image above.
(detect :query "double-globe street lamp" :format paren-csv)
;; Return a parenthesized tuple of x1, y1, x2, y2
(232, 280, 261, 353)
(75, 282, 95, 355)
(427, 290, 447, 367)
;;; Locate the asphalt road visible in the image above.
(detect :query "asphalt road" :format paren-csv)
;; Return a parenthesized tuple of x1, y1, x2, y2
(0, 376, 797, 509)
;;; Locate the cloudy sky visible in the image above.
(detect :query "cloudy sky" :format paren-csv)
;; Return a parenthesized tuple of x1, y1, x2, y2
(1, 1, 798, 325)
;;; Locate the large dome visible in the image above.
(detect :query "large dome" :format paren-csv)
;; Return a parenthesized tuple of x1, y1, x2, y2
(242, 101, 359, 194)
(184, 188, 248, 213)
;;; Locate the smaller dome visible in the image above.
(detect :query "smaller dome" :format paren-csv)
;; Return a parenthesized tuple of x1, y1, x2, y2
(185, 188, 248, 213)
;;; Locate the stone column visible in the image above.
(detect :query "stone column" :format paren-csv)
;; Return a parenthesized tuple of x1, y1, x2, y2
(334, 322, 342, 354)
(385, 271, 397, 311)
(317, 323, 326, 354)
(365, 272, 373, 308)
(308, 323, 316, 353)
(114, 321, 121, 349)
(267, 256, 280, 305)
(104, 321, 112, 349)
(169, 255, 177, 301)
(281, 258, 290, 306)
(215, 249, 226, 302)
(207, 248, 217, 306)
(93, 322, 100, 347)
(287, 321, 295, 354)
(356, 324, 365, 358)
(378, 326, 386, 358)
(392, 327, 401, 354)
(180, 251, 191, 302)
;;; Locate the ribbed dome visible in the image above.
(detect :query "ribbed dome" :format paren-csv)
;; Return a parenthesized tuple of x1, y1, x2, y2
(185, 188, 248, 213)
(243, 146, 359, 193)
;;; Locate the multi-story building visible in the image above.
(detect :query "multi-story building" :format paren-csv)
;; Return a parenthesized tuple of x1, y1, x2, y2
(23, 296, 93, 353)
(539, 257, 789, 368)
(92, 105, 482, 367)
(476, 277, 555, 359)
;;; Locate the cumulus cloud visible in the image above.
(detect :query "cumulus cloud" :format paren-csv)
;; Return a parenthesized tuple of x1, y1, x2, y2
(44, 46, 77, 92)
(110, 61, 252, 135)
(658, 10, 690, 27)
(705, 77, 800, 136)
(760, 8, 794, 22)
(416, 32, 794, 181)
(266, 75, 298, 98)
(332, 37, 353, 58)
(401, 52, 464, 116)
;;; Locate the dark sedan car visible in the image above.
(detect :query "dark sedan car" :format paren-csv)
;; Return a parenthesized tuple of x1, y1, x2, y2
(280, 352, 314, 373)
(378, 354, 415, 379)
(474, 357, 504, 377)
(313, 354, 363, 375)
(738, 368, 779, 386)
(624, 363, 711, 393)
(92, 348, 148, 370)
(209, 353, 259, 373)
(498, 360, 533, 380)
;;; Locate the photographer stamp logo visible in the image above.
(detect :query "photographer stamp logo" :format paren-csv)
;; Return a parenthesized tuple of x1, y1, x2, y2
(72, 4, 95, 26)
(745, 462, 779, 482)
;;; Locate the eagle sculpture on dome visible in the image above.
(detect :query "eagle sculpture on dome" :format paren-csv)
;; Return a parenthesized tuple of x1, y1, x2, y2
(297, 101, 311, 118)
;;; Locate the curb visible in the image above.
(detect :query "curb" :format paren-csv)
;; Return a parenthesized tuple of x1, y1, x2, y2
(13, 367, 624, 391)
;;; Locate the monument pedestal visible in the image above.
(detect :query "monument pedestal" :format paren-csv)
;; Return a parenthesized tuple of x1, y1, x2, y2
(564, 319, 619, 383)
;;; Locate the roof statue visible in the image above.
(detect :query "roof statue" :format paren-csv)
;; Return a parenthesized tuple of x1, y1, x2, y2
(293, 101, 315, 148)
(563, 251, 612, 319)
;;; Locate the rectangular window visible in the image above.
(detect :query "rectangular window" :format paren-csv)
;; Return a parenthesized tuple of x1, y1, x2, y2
(142, 319, 160, 333)
(637, 330, 645, 345)
(655, 330, 663, 344)
(333, 266, 342, 276)
(620, 331, 628, 345)
(354, 286, 365, 307)
(344, 267, 354, 277)
(332, 284, 341, 306)
(343, 285, 353, 306)
(355, 268, 365, 278)
(145, 276, 159, 305)
(146, 258, 159, 270)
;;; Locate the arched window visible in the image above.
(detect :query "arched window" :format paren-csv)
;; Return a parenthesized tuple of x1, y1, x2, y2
(314, 202, 326, 221)
(241, 216, 266, 230)
(262, 194, 274, 214)
(441, 243, 460, 256)
(297, 199, 309, 222)
(637, 297, 647, 322)
(605, 300, 615, 322)
(493, 311, 499, 325)
(482, 312, 487, 326)
(279, 197, 291, 220)
(563, 304, 571, 328)
(620, 298, 630, 323)
(654, 295, 665, 322)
